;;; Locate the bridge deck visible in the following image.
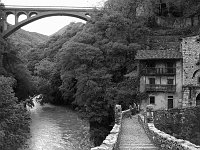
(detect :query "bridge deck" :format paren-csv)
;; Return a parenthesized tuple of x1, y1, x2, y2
(118, 115, 158, 150)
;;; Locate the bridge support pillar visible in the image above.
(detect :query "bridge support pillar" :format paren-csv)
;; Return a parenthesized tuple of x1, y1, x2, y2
(0, 36, 6, 75)
(0, 2, 6, 34)
(0, 2, 6, 75)
(15, 15, 18, 25)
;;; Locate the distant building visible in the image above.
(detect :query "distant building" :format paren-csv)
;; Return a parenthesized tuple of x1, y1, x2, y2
(136, 35, 200, 110)
(136, 0, 199, 29)
(181, 36, 200, 107)
(134, 0, 200, 110)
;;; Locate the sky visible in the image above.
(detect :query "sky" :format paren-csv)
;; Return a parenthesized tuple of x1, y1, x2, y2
(1, 0, 106, 35)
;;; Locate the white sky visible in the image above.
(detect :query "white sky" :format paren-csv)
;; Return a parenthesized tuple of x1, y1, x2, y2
(2, 0, 106, 35)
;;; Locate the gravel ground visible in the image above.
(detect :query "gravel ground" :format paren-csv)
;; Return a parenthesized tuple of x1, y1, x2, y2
(118, 115, 158, 150)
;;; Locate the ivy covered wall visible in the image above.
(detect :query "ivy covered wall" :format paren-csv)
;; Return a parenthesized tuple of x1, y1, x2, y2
(153, 106, 200, 145)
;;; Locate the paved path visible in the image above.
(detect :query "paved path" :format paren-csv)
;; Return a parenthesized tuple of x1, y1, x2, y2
(118, 115, 158, 150)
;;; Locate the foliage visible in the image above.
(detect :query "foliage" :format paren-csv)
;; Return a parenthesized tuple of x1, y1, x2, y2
(23, 0, 150, 146)
(2, 43, 36, 101)
(154, 106, 200, 145)
(55, 0, 149, 145)
(0, 76, 30, 150)
(34, 59, 56, 80)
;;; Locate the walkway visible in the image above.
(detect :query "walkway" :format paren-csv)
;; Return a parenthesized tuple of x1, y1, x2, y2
(118, 115, 158, 150)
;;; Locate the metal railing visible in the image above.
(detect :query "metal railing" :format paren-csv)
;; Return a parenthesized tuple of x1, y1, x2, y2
(141, 67, 176, 75)
(145, 84, 176, 92)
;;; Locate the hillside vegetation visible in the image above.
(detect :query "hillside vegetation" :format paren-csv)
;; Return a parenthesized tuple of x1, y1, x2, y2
(24, 0, 149, 146)
(4, 0, 200, 148)
(0, 21, 49, 150)
(9, 29, 48, 49)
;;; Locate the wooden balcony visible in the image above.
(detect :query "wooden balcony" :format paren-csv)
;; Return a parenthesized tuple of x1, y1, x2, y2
(141, 67, 176, 76)
(145, 84, 176, 93)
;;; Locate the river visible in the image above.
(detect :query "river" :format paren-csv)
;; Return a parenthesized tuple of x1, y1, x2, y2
(20, 101, 92, 150)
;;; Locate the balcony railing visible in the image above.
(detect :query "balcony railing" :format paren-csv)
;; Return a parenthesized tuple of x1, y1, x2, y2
(141, 67, 176, 75)
(145, 84, 176, 92)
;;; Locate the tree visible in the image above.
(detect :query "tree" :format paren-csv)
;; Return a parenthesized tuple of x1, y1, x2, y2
(56, 1, 147, 144)
(0, 76, 30, 150)
(2, 42, 36, 101)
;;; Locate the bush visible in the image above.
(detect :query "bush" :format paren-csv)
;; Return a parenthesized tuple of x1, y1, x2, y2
(154, 106, 200, 145)
(0, 76, 30, 150)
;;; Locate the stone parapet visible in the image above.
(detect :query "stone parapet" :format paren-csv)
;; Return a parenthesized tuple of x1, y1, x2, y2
(91, 106, 130, 150)
(138, 114, 200, 150)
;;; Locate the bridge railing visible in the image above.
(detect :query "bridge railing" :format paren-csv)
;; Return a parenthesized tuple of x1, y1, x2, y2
(3, 5, 100, 10)
(138, 107, 200, 150)
(91, 105, 131, 150)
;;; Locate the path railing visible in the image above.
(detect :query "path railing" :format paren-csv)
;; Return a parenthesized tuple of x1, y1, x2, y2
(91, 105, 130, 150)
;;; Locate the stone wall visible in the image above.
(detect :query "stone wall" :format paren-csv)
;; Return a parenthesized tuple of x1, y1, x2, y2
(155, 15, 199, 29)
(181, 35, 200, 107)
(138, 114, 200, 150)
(147, 35, 180, 50)
(153, 106, 200, 146)
(181, 35, 200, 86)
(136, 0, 154, 17)
(91, 106, 131, 150)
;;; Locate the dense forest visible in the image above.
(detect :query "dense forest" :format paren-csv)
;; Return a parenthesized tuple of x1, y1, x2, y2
(0, 27, 47, 149)
(2, 0, 200, 149)
(25, 0, 149, 145)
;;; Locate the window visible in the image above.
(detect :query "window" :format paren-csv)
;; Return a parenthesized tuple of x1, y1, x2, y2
(197, 54, 200, 65)
(198, 77, 200, 84)
(167, 79, 174, 85)
(149, 96, 155, 104)
(168, 96, 173, 109)
(147, 61, 155, 68)
(167, 62, 174, 68)
(0, 26, 2, 33)
(157, 2, 168, 16)
(149, 78, 155, 85)
(166, 62, 174, 73)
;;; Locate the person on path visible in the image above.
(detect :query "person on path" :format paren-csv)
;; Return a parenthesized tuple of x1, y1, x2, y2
(129, 104, 133, 119)
(133, 103, 137, 115)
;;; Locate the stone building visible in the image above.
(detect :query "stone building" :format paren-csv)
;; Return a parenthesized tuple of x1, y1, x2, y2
(136, 0, 199, 29)
(181, 35, 200, 107)
(136, 35, 200, 110)
(134, 0, 200, 110)
(136, 46, 182, 110)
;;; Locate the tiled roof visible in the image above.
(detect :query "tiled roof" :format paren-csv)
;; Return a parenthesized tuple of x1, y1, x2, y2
(135, 49, 182, 60)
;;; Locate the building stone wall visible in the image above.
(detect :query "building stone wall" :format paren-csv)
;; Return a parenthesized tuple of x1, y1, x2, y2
(140, 92, 181, 111)
(181, 35, 200, 107)
(181, 36, 200, 85)
(176, 60, 183, 106)
(136, 0, 154, 17)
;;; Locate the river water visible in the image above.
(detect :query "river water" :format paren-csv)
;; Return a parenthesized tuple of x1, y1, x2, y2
(20, 101, 92, 150)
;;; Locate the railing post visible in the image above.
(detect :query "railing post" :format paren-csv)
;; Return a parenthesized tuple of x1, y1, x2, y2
(115, 105, 122, 125)
(146, 105, 154, 123)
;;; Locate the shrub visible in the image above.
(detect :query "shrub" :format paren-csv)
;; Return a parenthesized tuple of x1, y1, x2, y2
(0, 76, 30, 150)
(154, 106, 200, 145)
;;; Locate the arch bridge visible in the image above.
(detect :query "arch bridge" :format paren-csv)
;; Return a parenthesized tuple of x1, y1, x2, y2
(0, 3, 97, 38)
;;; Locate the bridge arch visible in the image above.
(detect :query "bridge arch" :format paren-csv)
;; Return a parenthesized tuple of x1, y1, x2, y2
(28, 12, 38, 18)
(16, 11, 27, 18)
(2, 11, 90, 38)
